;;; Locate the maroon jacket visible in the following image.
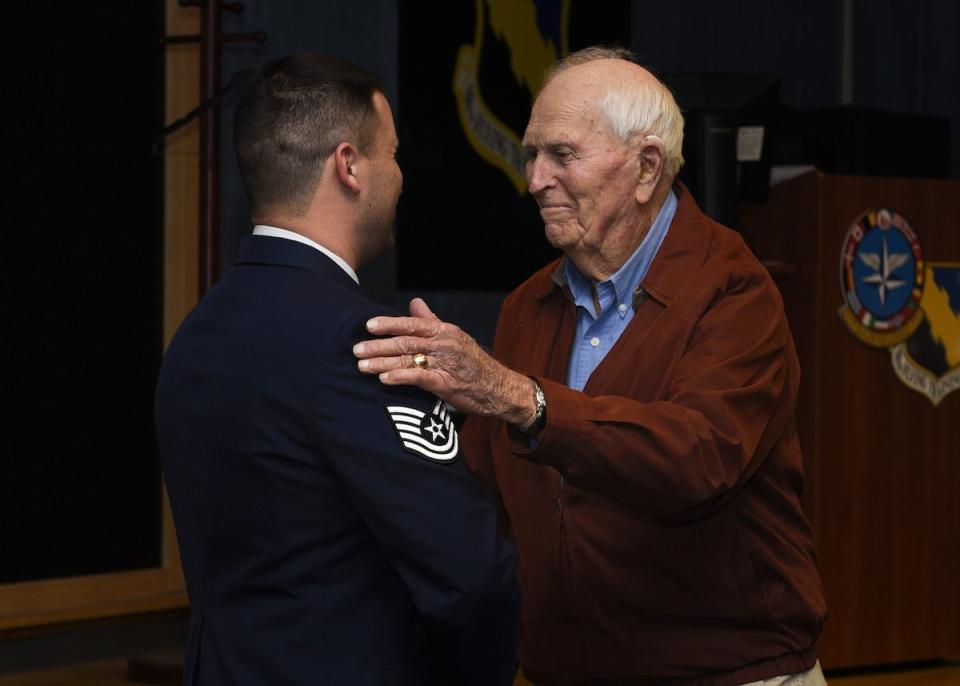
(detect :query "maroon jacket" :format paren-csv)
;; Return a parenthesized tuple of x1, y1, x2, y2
(462, 187, 825, 686)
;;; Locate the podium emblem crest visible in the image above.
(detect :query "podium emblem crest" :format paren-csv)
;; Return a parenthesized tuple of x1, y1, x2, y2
(839, 208, 960, 405)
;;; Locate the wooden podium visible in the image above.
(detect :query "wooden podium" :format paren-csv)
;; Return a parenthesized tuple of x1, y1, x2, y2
(739, 172, 960, 669)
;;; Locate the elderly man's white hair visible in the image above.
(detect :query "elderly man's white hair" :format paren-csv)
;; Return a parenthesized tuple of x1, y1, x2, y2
(546, 46, 686, 179)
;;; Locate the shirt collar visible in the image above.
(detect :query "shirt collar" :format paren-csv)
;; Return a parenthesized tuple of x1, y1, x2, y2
(252, 225, 359, 284)
(562, 189, 678, 313)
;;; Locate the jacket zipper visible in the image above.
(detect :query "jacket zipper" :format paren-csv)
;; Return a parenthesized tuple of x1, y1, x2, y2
(554, 293, 577, 573)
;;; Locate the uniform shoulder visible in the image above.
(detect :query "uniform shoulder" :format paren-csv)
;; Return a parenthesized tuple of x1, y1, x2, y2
(323, 286, 406, 348)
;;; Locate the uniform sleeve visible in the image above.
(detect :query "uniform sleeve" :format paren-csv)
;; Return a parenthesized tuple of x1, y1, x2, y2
(315, 308, 520, 686)
(508, 268, 797, 524)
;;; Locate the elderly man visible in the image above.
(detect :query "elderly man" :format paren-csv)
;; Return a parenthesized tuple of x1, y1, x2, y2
(156, 54, 520, 686)
(354, 48, 826, 686)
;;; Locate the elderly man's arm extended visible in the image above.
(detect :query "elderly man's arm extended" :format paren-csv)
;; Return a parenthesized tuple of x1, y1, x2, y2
(354, 268, 796, 524)
(354, 298, 540, 428)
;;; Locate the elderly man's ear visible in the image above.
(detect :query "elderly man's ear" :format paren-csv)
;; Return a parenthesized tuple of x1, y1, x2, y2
(635, 141, 665, 205)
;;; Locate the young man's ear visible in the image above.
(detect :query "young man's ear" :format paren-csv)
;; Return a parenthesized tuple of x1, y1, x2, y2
(334, 141, 362, 194)
(635, 135, 665, 205)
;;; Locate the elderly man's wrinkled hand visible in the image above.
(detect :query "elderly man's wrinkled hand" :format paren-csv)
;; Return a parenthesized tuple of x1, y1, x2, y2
(353, 298, 535, 425)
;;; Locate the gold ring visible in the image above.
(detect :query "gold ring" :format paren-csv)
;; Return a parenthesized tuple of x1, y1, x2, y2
(412, 353, 428, 369)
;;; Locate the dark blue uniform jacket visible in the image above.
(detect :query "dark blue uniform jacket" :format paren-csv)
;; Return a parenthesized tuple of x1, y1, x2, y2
(155, 236, 520, 685)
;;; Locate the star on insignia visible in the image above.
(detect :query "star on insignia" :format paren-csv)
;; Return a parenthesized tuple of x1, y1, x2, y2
(859, 235, 910, 306)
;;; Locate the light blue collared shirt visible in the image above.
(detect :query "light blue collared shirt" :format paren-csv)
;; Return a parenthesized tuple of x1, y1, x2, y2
(565, 190, 677, 391)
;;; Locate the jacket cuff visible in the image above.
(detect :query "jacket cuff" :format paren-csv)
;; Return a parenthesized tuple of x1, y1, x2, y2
(506, 376, 586, 470)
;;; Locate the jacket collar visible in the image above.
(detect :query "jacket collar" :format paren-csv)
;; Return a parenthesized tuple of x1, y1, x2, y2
(234, 235, 361, 292)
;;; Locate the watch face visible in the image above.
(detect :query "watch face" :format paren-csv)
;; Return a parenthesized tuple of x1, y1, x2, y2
(535, 384, 546, 412)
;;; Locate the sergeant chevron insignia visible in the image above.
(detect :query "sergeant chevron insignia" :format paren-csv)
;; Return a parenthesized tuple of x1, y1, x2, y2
(385, 400, 460, 463)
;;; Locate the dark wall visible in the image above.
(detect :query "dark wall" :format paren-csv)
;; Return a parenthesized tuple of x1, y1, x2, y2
(852, 0, 959, 176)
(2, 2, 164, 584)
(214, 0, 958, 345)
(631, 0, 958, 179)
(631, 0, 841, 109)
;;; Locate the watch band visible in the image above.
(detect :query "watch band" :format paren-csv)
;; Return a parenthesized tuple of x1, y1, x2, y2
(522, 378, 547, 434)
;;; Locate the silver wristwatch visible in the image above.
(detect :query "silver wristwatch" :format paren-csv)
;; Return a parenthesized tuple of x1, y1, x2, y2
(526, 379, 547, 434)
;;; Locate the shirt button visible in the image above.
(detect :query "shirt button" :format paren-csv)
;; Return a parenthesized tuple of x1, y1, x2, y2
(618, 303, 627, 313)
(590, 336, 600, 347)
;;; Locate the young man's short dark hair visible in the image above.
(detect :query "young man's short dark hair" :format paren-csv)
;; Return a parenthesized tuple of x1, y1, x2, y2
(234, 53, 385, 217)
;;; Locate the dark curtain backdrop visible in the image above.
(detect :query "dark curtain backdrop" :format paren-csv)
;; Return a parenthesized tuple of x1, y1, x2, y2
(2, 2, 164, 583)
(216, 0, 957, 347)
